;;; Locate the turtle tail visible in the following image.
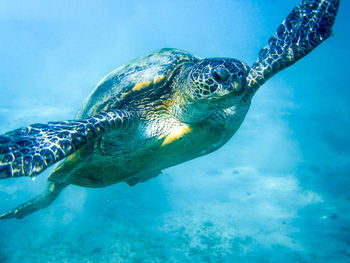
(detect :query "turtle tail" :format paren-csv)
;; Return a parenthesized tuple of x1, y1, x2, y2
(0, 180, 68, 219)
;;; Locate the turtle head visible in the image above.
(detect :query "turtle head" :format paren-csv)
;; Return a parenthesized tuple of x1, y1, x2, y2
(173, 58, 249, 123)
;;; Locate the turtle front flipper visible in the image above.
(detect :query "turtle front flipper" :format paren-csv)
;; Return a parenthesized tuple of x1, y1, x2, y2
(0, 109, 135, 179)
(246, 0, 340, 95)
(0, 180, 68, 219)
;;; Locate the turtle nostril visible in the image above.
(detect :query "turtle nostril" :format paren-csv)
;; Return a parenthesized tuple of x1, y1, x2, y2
(212, 67, 230, 83)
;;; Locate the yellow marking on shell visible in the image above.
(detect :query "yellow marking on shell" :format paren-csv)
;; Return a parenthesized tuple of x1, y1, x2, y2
(132, 81, 152, 91)
(120, 91, 131, 99)
(161, 125, 192, 146)
(178, 56, 191, 62)
(154, 75, 165, 83)
(132, 75, 165, 92)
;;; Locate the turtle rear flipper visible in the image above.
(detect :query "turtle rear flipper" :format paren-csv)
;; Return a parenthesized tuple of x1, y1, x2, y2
(0, 109, 135, 179)
(246, 0, 340, 94)
(0, 180, 68, 219)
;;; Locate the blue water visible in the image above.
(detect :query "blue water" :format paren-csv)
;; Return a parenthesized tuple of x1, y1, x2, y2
(0, 0, 350, 262)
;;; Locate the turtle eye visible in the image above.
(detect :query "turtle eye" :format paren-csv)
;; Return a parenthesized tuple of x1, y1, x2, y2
(237, 71, 245, 78)
(212, 71, 222, 82)
(211, 67, 230, 83)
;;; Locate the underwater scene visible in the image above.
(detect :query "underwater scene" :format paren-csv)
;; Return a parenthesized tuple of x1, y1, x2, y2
(0, 0, 349, 262)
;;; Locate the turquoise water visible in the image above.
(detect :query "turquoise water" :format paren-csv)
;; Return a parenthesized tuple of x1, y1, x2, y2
(0, 0, 350, 262)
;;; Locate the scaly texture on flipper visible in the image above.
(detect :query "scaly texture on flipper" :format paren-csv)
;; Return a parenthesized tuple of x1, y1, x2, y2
(0, 180, 68, 219)
(0, 109, 134, 179)
(246, 0, 340, 94)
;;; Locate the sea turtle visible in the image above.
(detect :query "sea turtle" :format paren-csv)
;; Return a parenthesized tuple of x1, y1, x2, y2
(0, 0, 340, 219)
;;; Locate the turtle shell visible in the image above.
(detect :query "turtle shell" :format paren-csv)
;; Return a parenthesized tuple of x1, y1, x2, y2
(77, 48, 201, 119)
